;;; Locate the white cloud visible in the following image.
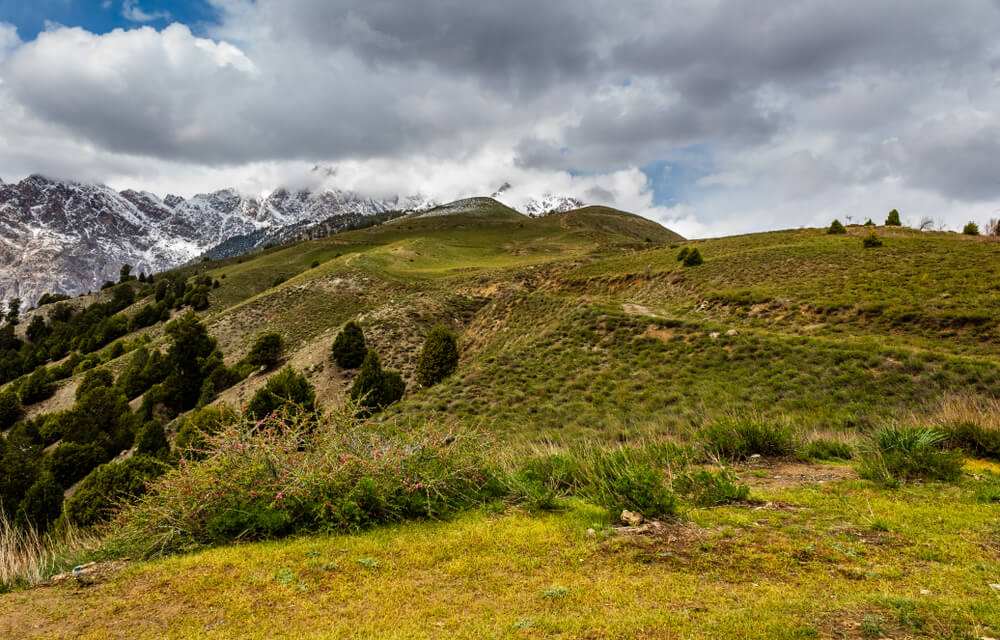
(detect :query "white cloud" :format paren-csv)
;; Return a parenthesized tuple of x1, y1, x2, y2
(122, 1, 171, 23)
(2, 2, 1000, 238)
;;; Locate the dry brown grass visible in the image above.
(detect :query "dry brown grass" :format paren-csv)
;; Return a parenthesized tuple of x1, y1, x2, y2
(0, 514, 100, 591)
(914, 394, 1000, 431)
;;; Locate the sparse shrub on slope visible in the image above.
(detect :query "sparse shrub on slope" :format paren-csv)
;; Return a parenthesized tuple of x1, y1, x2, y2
(697, 418, 796, 461)
(16, 473, 63, 533)
(682, 248, 704, 267)
(76, 368, 113, 401)
(885, 209, 902, 226)
(676, 247, 690, 262)
(134, 420, 170, 460)
(19, 367, 55, 405)
(862, 231, 883, 248)
(246, 366, 316, 420)
(827, 219, 847, 234)
(936, 421, 1000, 461)
(331, 321, 367, 369)
(416, 325, 459, 387)
(64, 456, 167, 527)
(856, 425, 962, 486)
(0, 391, 20, 430)
(245, 332, 285, 370)
(963, 221, 980, 236)
(350, 350, 405, 411)
(174, 405, 238, 460)
(44, 442, 108, 488)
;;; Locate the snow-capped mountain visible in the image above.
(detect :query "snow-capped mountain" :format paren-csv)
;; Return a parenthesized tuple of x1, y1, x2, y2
(0, 175, 586, 307)
(0, 176, 436, 306)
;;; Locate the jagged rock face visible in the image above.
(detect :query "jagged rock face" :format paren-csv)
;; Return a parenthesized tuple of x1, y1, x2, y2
(0, 175, 585, 307)
(0, 176, 437, 306)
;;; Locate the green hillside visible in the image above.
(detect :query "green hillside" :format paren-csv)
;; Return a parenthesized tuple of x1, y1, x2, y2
(3, 202, 1000, 638)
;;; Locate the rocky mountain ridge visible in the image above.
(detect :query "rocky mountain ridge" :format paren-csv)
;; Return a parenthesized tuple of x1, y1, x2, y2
(0, 175, 584, 306)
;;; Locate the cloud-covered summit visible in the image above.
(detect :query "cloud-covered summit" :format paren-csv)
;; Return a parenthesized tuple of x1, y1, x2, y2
(1, 0, 999, 238)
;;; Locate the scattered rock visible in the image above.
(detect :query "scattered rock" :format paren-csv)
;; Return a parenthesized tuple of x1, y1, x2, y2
(586, 528, 596, 537)
(621, 510, 644, 526)
(709, 331, 720, 339)
(989, 583, 1000, 592)
(726, 329, 738, 336)
(919, 589, 931, 595)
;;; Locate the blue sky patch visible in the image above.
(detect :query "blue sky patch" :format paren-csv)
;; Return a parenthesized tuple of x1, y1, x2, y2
(0, 0, 217, 40)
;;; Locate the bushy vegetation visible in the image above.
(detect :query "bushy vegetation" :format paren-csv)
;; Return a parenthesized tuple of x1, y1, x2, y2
(245, 332, 285, 369)
(246, 366, 317, 420)
(331, 321, 367, 369)
(697, 418, 796, 461)
(937, 421, 1000, 460)
(862, 231, 883, 248)
(962, 221, 980, 236)
(856, 425, 963, 486)
(671, 467, 749, 507)
(682, 247, 704, 266)
(416, 325, 459, 387)
(350, 350, 405, 412)
(107, 407, 495, 556)
(64, 456, 167, 527)
(827, 219, 846, 234)
(885, 209, 902, 226)
(799, 438, 853, 461)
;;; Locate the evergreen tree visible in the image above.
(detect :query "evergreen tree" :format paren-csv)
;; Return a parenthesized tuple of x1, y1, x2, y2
(963, 221, 980, 236)
(0, 433, 41, 514)
(0, 390, 20, 430)
(63, 456, 165, 526)
(863, 231, 884, 248)
(331, 321, 367, 368)
(246, 366, 317, 420)
(19, 367, 55, 405)
(416, 325, 459, 387)
(25, 315, 49, 343)
(119, 264, 132, 283)
(45, 442, 107, 488)
(827, 219, 846, 234)
(134, 420, 170, 459)
(161, 311, 217, 413)
(16, 472, 63, 533)
(76, 368, 114, 401)
(246, 332, 285, 369)
(676, 247, 690, 262)
(683, 248, 704, 267)
(885, 209, 902, 226)
(6, 298, 21, 325)
(350, 350, 405, 411)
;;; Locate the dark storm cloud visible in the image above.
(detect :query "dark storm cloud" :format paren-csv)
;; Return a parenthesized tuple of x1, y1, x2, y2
(2, 0, 1000, 223)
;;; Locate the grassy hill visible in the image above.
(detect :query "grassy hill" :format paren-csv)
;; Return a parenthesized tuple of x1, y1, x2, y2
(3, 202, 1000, 638)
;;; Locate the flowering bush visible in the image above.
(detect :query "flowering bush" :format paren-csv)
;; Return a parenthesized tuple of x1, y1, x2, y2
(108, 404, 496, 557)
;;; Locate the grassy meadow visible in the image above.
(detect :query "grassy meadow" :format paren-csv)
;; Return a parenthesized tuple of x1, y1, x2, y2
(3, 201, 1000, 638)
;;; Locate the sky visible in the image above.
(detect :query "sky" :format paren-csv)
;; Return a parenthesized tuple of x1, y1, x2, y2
(0, 1, 999, 238)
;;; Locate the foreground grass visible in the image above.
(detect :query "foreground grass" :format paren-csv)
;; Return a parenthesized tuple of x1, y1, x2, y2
(3, 468, 998, 639)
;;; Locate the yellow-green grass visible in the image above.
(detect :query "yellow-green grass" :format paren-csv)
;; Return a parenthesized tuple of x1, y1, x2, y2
(3, 472, 998, 639)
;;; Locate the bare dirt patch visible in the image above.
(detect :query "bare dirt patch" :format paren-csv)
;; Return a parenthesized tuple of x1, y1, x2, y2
(738, 459, 857, 490)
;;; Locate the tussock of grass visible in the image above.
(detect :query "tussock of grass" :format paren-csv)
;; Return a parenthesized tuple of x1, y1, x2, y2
(0, 515, 99, 592)
(697, 416, 797, 461)
(856, 424, 963, 486)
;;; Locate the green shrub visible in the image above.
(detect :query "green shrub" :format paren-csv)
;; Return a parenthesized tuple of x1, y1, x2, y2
(310, 260, 320, 268)
(682, 248, 704, 267)
(134, 420, 170, 459)
(106, 408, 495, 556)
(937, 422, 1000, 461)
(16, 473, 63, 533)
(863, 218, 875, 226)
(245, 332, 285, 369)
(800, 438, 854, 461)
(827, 219, 846, 234)
(0, 390, 21, 430)
(350, 350, 405, 411)
(676, 247, 690, 262)
(698, 418, 796, 461)
(64, 456, 166, 527)
(45, 441, 108, 487)
(862, 231, 883, 248)
(855, 425, 963, 486)
(19, 367, 55, 405)
(331, 321, 367, 369)
(672, 468, 749, 506)
(174, 405, 238, 459)
(76, 368, 113, 401)
(885, 209, 901, 226)
(416, 325, 459, 387)
(246, 366, 316, 420)
(573, 446, 677, 518)
(963, 221, 980, 236)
